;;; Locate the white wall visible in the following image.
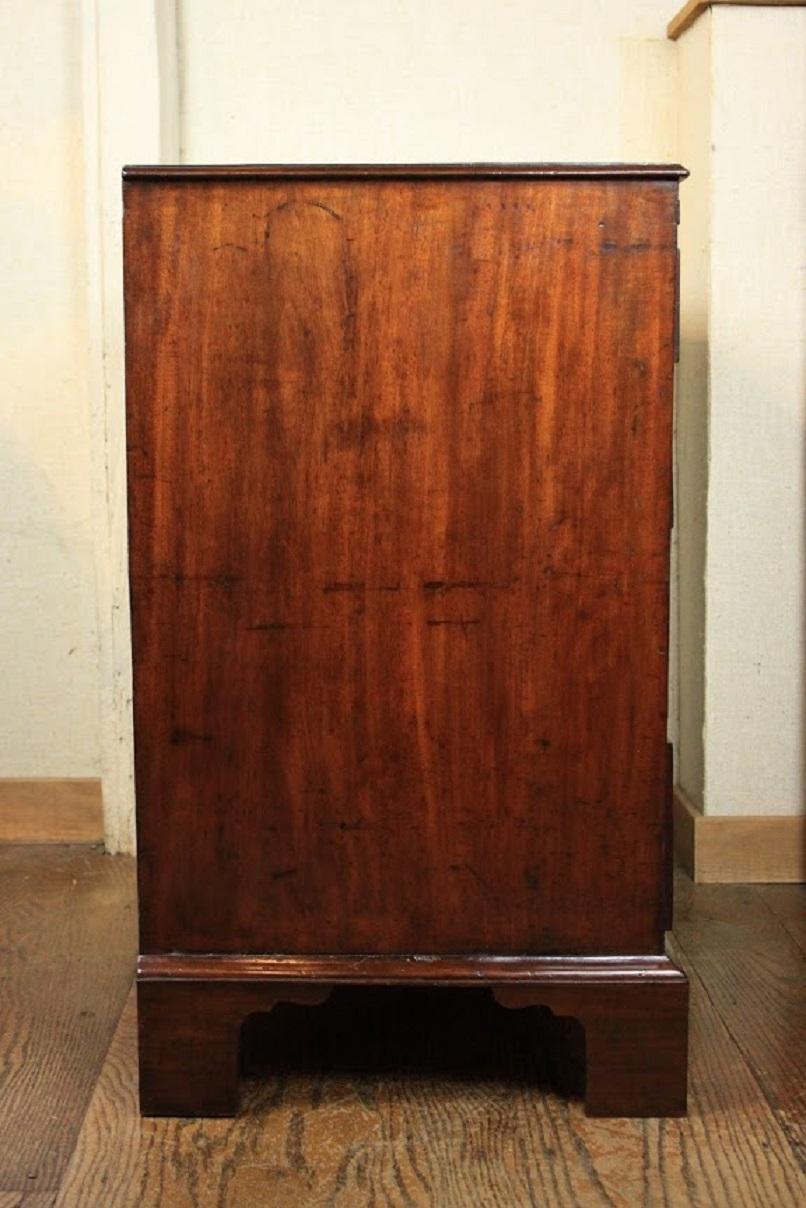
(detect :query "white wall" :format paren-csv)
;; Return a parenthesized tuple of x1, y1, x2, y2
(675, 10, 711, 809)
(0, 1, 99, 776)
(676, 5, 806, 818)
(81, 0, 177, 852)
(178, 0, 678, 162)
(704, 5, 806, 815)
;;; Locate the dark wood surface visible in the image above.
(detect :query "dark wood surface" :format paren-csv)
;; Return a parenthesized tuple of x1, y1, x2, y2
(136, 952, 685, 984)
(0, 846, 136, 1198)
(0, 849, 796, 1205)
(123, 163, 689, 181)
(125, 172, 679, 959)
(136, 961, 687, 1119)
(135, 952, 687, 1117)
(138, 981, 333, 1117)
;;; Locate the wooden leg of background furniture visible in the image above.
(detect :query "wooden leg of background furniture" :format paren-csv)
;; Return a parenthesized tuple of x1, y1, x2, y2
(493, 963, 689, 1118)
(137, 979, 332, 1117)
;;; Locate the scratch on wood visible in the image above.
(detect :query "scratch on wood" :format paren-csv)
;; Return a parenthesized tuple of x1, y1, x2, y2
(426, 618, 482, 627)
(323, 581, 365, 593)
(170, 728, 213, 746)
(271, 867, 298, 881)
(247, 621, 313, 631)
(422, 580, 489, 592)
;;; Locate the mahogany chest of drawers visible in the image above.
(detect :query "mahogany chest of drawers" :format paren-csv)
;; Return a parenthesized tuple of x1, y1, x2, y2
(124, 163, 689, 1118)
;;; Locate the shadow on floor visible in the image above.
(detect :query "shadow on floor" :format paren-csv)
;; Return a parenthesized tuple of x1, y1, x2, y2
(241, 986, 586, 1101)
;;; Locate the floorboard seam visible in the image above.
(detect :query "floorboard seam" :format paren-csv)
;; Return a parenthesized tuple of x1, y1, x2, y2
(674, 930, 806, 1180)
(50, 974, 137, 1205)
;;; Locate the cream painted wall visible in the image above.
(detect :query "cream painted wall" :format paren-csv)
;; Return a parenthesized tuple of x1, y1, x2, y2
(675, 4, 806, 818)
(80, 0, 178, 853)
(177, 0, 678, 163)
(675, 10, 711, 810)
(705, 5, 806, 815)
(0, 1, 99, 775)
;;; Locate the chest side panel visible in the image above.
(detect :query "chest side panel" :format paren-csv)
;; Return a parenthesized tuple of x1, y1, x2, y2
(125, 177, 677, 954)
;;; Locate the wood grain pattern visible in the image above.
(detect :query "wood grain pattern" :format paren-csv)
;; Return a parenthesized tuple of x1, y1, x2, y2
(57, 918, 804, 1207)
(0, 1196, 58, 1207)
(758, 884, 806, 954)
(0, 849, 791, 1205)
(0, 780, 103, 844)
(0, 847, 135, 1195)
(135, 955, 686, 1117)
(125, 173, 679, 959)
(138, 981, 333, 1117)
(674, 787, 806, 882)
(674, 877, 806, 1166)
(494, 978, 688, 1118)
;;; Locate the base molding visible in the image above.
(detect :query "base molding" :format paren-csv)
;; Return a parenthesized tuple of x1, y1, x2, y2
(0, 778, 104, 844)
(674, 788, 805, 883)
(137, 951, 688, 1119)
(137, 951, 685, 986)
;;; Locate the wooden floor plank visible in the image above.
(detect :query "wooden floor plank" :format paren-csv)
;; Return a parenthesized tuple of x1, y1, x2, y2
(0, 1196, 57, 1207)
(0, 847, 136, 1195)
(674, 880, 806, 1168)
(757, 884, 806, 956)
(57, 947, 805, 1207)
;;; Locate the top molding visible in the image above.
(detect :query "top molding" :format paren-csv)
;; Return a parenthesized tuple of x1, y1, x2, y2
(123, 163, 688, 183)
(668, 0, 805, 42)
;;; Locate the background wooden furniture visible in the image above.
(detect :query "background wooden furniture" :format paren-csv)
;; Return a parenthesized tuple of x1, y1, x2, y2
(124, 163, 689, 1118)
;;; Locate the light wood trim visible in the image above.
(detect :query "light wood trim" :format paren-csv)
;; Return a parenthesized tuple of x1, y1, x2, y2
(0, 779, 104, 844)
(668, 1, 805, 41)
(672, 787, 697, 875)
(674, 787, 805, 882)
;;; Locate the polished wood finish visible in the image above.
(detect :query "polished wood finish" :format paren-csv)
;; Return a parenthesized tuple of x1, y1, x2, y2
(126, 169, 678, 957)
(137, 957, 687, 1119)
(137, 952, 685, 985)
(124, 164, 687, 1118)
(494, 979, 688, 1118)
(138, 982, 332, 1117)
(124, 162, 688, 181)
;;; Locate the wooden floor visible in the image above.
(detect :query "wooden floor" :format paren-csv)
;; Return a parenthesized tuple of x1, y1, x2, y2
(0, 847, 803, 1207)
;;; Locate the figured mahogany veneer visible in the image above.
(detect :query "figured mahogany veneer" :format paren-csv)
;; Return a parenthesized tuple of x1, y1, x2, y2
(124, 163, 689, 1119)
